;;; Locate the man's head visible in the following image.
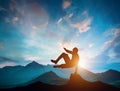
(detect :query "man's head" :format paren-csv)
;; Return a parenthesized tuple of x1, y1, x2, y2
(73, 47, 78, 53)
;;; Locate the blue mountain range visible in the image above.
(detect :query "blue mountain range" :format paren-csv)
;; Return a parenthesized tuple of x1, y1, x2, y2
(0, 61, 120, 88)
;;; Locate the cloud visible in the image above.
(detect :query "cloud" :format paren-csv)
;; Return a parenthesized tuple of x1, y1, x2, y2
(57, 13, 73, 25)
(0, 56, 32, 68)
(103, 28, 120, 59)
(0, 56, 17, 64)
(21, 2, 49, 38)
(85, 28, 120, 71)
(108, 50, 116, 58)
(88, 43, 94, 48)
(6, 1, 49, 36)
(86, 53, 111, 72)
(22, 2, 49, 27)
(90, 54, 110, 63)
(24, 55, 41, 61)
(0, 6, 7, 11)
(58, 41, 72, 51)
(4, 16, 19, 25)
(5, 1, 51, 55)
(68, 13, 73, 18)
(56, 10, 92, 35)
(12, 16, 19, 24)
(9, 0, 18, 12)
(57, 18, 63, 24)
(90, 27, 120, 70)
(62, 0, 71, 9)
(0, 61, 16, 68)
(72, 18, 92, 33)
(57, 40, 80, 51)
(102, 39, 113, 51)
(81, 10, 89, 16)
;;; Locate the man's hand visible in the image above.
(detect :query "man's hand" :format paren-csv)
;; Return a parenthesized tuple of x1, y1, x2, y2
(64, 47, 67, 51)
(63, 47, 72, 54)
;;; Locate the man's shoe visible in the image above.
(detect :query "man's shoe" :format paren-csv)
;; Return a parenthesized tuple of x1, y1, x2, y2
(51, 60, 57, 64)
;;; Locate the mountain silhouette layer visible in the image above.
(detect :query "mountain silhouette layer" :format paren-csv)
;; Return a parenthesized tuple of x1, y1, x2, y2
(97, 69, 120, 83)
(0, 73, 119, 91)
(0, 61, 120, 88)
(28, 71, 68, 85)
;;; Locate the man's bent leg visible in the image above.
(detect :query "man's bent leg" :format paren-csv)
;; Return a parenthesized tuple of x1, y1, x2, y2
(62, 53, 71, 64)
(51, 53, 70, 64)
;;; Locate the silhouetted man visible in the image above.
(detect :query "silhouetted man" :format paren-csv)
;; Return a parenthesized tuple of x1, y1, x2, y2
(51, 47, 79, 68)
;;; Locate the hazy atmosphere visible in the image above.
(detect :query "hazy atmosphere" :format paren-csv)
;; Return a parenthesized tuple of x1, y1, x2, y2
(0, 0, 120, 72)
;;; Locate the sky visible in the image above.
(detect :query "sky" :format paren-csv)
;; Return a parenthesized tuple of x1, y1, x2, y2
(0, 0, 120, 72)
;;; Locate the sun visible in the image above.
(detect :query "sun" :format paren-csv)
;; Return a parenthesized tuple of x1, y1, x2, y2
(78, 60, 87, 68)
(77, 52, 92, 69)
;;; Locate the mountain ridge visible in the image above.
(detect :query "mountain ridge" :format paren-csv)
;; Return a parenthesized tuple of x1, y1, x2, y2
(28, 71, 68, 85)
(0, 61, 120, 88)
(0, 73, 119, 91)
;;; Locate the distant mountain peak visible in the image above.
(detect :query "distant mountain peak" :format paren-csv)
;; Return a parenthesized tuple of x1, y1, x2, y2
(40, 71, 59, 78)
(26, 61, 43, 67)
(106, 69, 120, 73)
(31, 61, 39, 64)
(31, 71, 68, 85)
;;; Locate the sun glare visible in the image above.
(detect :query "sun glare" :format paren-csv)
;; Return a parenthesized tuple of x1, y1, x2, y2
(78, 60, 87, 68)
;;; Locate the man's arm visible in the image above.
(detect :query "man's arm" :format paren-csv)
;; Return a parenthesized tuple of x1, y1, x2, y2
(64, 48, 73, 54)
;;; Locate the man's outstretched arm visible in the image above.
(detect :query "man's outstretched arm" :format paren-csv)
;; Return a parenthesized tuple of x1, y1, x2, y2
(64, 48, 72, 54)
